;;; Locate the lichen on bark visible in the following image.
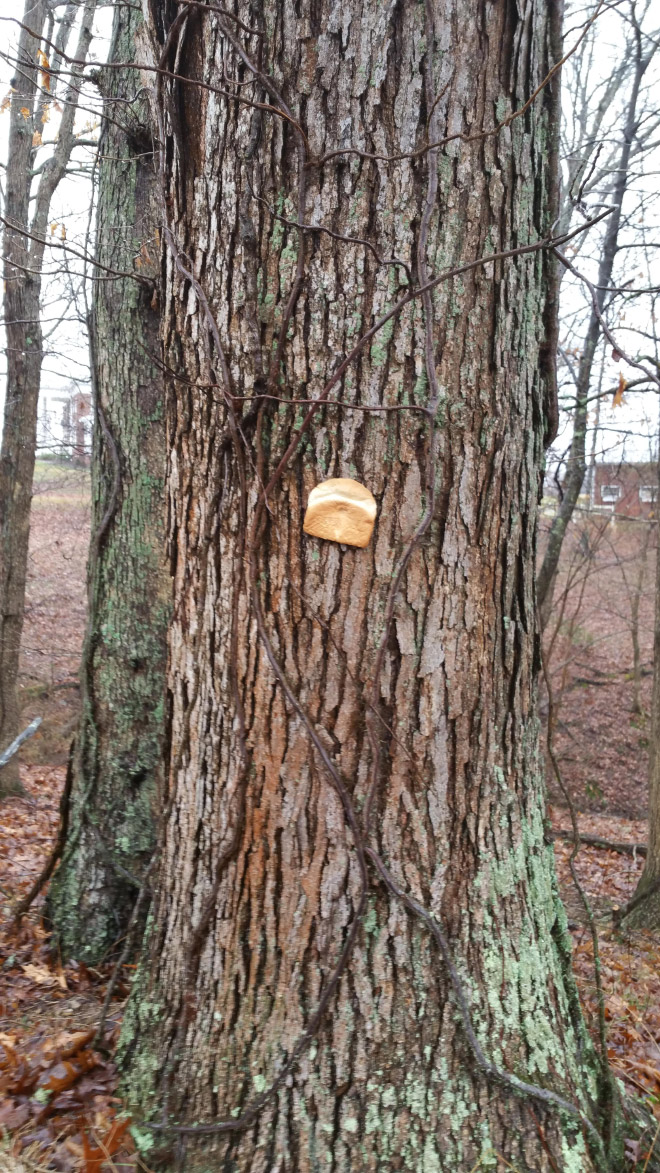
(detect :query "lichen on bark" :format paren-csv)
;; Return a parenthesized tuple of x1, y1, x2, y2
(117, 1, 615, 1169)
(48, 2, 169, 962)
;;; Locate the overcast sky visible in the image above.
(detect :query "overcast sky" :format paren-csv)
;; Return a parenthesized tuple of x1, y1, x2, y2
(0, 0, 659, 469)
(0, 2, 111, 409)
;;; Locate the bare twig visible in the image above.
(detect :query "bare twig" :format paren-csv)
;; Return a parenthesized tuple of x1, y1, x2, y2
(11, 738, 74, 923)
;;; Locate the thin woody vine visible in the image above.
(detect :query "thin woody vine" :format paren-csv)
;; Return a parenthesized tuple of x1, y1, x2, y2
(4, 0, 660, 1169)
(133, 1, 651, 1166)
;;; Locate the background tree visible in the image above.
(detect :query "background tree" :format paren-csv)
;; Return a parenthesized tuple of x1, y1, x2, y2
(622, 325, 660, 928)
(537, 0, 660, 628)
(625, 480, 660, 928)
(0, 0, 97, 795)
(47, 0, 169, 961)
(116, 2, 618, 1169)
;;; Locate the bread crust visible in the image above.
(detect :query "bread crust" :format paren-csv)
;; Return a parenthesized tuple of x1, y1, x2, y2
(303, 478, 377, 548)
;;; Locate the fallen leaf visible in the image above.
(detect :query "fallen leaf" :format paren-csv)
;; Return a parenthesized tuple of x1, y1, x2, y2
(0, 1099, 30, 1129)
(21, 963, 58, 985)
(37, 1051, 99, 1094)
(43, 1029, 95, 1062)
(81, 1117, 132, 1171)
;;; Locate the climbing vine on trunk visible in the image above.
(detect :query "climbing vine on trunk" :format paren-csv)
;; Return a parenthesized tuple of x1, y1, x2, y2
(117, 2, 619, 1170)
(49, 1, 170, 961)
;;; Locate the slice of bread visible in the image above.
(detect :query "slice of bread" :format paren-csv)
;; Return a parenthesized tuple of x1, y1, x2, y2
(303, 478, 377, 548)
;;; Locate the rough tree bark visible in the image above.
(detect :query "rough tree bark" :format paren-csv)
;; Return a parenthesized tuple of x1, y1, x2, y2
(536, 21, 653, 628)
(0, 0, 96, 796)
(48, 3, 169, 959)
(120, 2, 613, 1169)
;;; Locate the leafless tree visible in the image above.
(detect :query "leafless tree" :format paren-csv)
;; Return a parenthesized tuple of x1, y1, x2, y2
(623, 266, 660, 927)
(0, 0, 98, 795)
(538, 0, 660, 627)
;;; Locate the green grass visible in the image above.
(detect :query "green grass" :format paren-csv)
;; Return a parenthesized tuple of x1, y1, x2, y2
(31, 460, 90, 506)
(32, 458, 80, 482)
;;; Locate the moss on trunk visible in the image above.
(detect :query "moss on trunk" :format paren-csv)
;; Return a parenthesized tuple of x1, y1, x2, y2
(120, 0, 619, 1167)
(48, 3, 169, 961)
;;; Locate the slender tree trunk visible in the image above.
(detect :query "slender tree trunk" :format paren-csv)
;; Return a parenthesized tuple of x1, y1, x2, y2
(627, 462, 660, 929)
(120, 3, 613, 1169)
(48, 4, 169, 960)
(0, 0, 95, 797)
(629, 523, 650, 718)
(536, 35, 650, 629)
(0, 0, 49, 796)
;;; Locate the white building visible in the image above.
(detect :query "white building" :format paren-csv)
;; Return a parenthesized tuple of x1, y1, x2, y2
(37, 384, 92, 465)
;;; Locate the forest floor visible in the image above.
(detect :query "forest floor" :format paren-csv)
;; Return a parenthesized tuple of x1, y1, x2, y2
(0, 485, 659, 1170)
(17, 462, 90, 770)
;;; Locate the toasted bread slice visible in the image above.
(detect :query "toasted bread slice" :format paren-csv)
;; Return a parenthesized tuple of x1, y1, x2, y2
(303, 478, 377, 548)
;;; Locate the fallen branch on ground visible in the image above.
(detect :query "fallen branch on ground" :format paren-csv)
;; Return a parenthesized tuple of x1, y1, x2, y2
(0, 716, 42, 771)
(550, 829, 647, 856)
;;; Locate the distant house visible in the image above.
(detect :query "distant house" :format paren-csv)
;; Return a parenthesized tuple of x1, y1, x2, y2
(591, 461, 657, 519)
(37, 385, 92, 466)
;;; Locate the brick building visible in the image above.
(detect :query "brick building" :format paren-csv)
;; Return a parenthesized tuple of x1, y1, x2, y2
(591, 461, 658, 519)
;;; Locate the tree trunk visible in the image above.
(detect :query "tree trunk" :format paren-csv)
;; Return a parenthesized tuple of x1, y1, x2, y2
(629, 523, 650, 718)
(626, 462, 660, 929)
(120, 3, 612, 1169)
(0, 0, 49, 796)
(48, 4, 169, 960)
(0, 0, 95, 797)
(536, 34, 650, 628)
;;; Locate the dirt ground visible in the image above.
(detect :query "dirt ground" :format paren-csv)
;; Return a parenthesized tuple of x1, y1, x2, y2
(0, 481, 659, 1170)
(18, 462, 90, 768)
(542, 512, 656, 820)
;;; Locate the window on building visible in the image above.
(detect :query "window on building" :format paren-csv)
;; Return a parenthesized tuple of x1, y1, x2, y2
(640, 485, 657, 503)
(601, 484, 620, 503)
